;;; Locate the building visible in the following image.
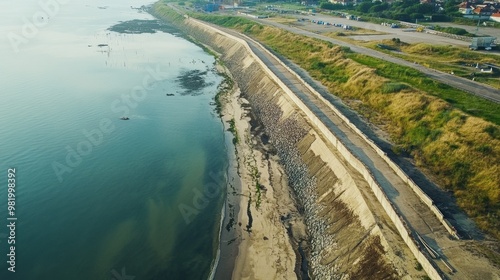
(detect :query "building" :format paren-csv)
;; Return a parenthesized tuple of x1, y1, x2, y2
(329, 0, 355, 6)
(458, 1, 499, 19)
(473, 5, 495, 16)
(459, 1, 474, 14)
(204, 3, 221, 12)
(492, 12, 500, 22)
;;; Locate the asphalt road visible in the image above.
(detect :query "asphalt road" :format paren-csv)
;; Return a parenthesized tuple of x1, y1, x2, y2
(286, 14, 500, 58)
(431, 22, 500, 38)
(257, 18, 500, 103)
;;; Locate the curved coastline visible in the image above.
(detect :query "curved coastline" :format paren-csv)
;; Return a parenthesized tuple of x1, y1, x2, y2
(210, 97, 241, 279)
(149, 4, 419, 279)
(151, 3, 500, 280)
(211, 136, 241, 280)
(208, 200, 225, 280)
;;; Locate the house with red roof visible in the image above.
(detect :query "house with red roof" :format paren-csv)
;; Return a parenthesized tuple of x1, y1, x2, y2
(492, 12, 500, 22)
(459, 1, 474, 14)
(474, 5, 495, 16)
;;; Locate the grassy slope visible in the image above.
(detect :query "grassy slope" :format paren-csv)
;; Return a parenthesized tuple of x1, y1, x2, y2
(356, 40, 500, 90)
(154, 3, 500, 239)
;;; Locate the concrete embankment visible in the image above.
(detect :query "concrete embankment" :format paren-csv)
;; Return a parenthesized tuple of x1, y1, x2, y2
(155, 15, 430, 279)
(151, 5, 500, 279)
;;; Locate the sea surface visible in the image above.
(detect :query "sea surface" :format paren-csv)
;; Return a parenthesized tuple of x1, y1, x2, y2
(0, 1, 228, 279)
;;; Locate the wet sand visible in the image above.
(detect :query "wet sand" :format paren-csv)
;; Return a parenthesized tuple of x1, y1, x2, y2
(214, 66, 306, 279)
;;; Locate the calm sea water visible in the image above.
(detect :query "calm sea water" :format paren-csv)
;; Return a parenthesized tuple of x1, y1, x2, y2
(0, 1, 227, 279)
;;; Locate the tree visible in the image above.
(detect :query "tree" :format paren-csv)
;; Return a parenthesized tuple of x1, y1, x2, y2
(444, 0, 459, 14)
(320, 2, 346, 10)
(395, 13, 411, 21)
(357, 2, 374, 13)
(417, 3, 435, 14)
(369, 3, 389, 13)
(404, 5, 418, 15)
(410, 13, 425, 20)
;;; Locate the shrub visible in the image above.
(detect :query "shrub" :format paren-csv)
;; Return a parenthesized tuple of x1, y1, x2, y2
(381, 82, 409, 93)
(435, 26, 471, 36)
(430, 14, 451, 22)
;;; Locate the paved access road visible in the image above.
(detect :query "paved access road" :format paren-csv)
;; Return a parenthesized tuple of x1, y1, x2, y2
(432, 22, 500, 39)
(256, 18, 500, 103)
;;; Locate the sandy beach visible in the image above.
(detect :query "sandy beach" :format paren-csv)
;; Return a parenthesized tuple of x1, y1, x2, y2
(214, 66, 308, 280)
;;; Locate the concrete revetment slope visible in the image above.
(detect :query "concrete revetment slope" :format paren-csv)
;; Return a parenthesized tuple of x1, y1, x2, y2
(152, 6, 500, 280)
(175, 19, 429, 279)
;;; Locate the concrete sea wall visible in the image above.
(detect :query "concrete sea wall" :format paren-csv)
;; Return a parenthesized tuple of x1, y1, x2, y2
(158, 12, 439, 279)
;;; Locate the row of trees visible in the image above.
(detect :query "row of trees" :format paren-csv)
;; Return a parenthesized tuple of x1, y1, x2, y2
(320, 0, 462, 22)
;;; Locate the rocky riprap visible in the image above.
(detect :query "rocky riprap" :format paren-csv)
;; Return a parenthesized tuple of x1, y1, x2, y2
(229, 59, 340, 279)
(178, 24, 344, 279)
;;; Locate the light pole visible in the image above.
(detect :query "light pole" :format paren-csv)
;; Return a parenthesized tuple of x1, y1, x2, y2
(475, 11, 482, 34)
(476, 15, 480, 33)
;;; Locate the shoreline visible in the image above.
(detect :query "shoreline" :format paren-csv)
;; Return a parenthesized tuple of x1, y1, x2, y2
(208, 192, 228, 280)
(211, 127, 241, 280)
(213, 63, 307, 279)
(212, 64, 242, 280)
(150, 5, 500, 279)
